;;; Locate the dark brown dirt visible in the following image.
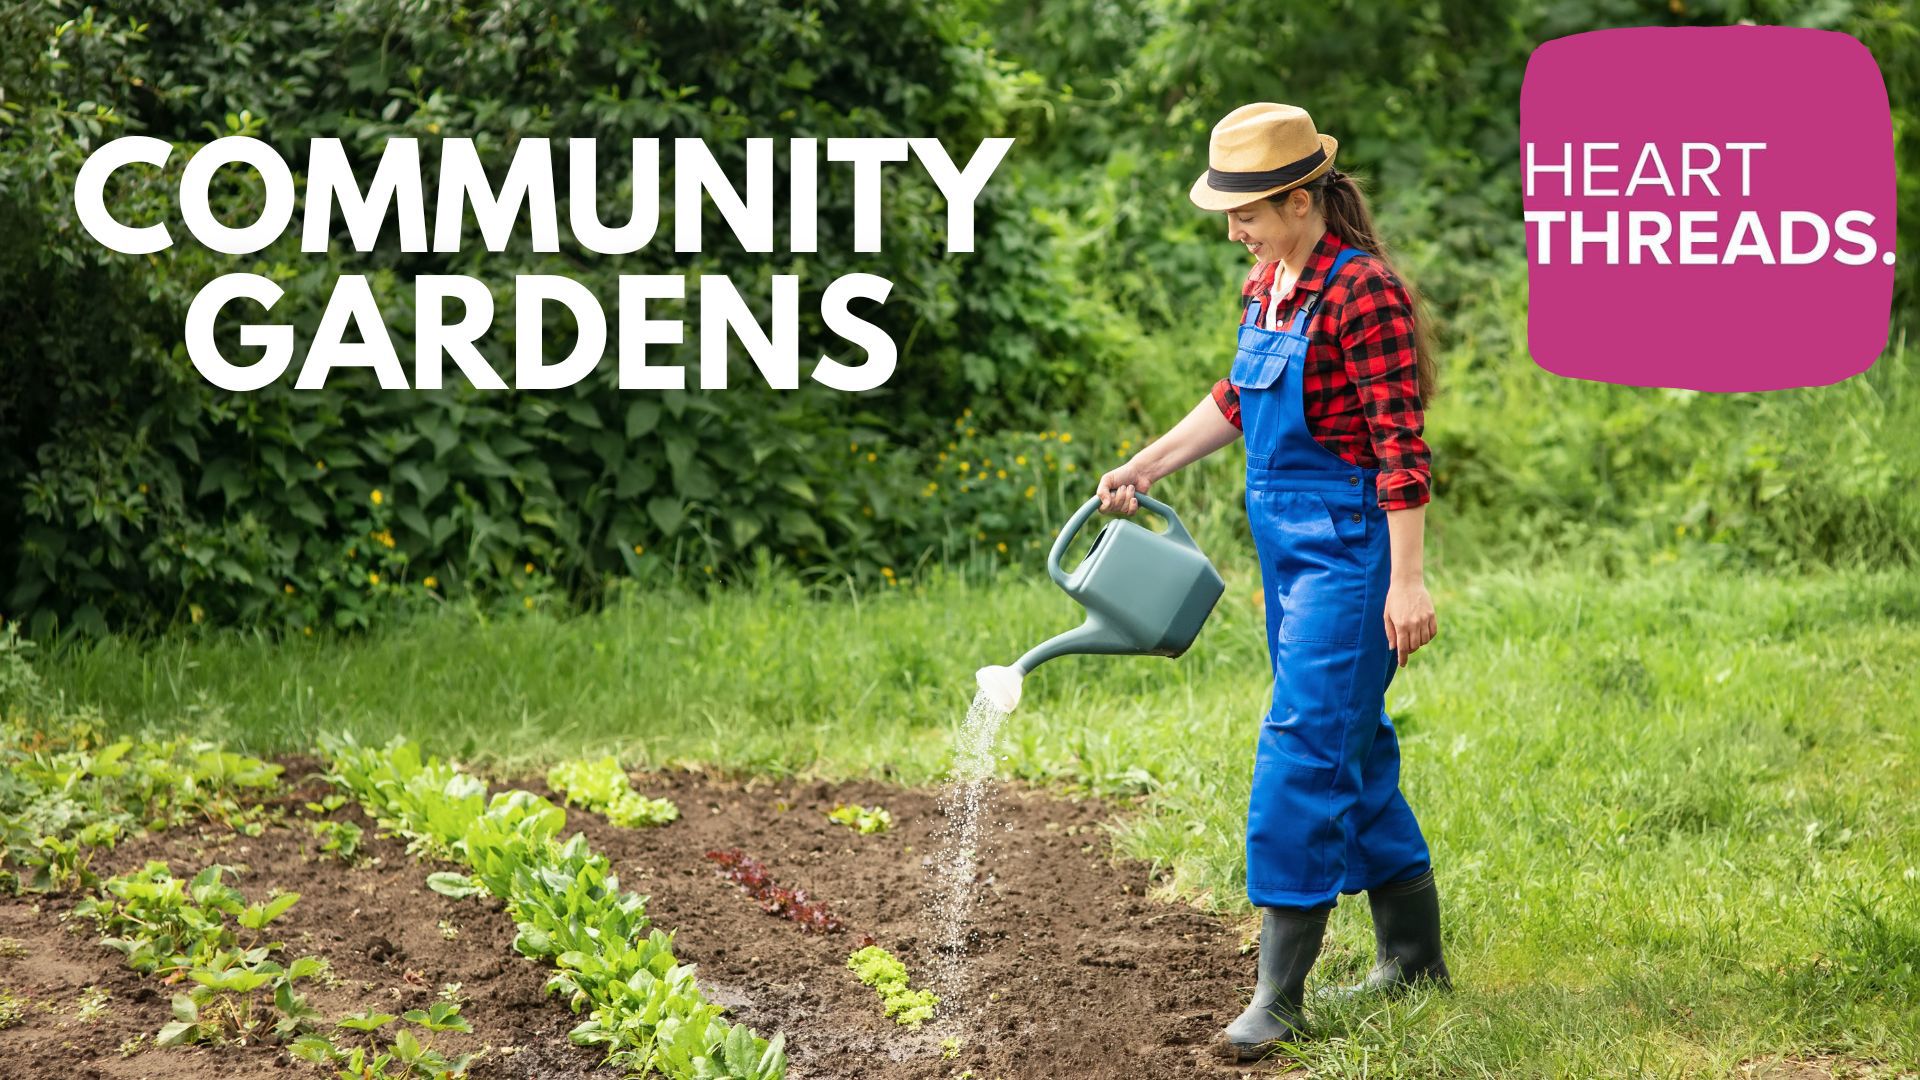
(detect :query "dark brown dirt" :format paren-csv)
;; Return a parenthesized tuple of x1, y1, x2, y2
(0, 761, 603, 1080)
(0, 762, 1268, 1080)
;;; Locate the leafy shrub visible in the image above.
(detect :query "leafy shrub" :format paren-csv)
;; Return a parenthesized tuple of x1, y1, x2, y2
(0, 0, 1122, 635)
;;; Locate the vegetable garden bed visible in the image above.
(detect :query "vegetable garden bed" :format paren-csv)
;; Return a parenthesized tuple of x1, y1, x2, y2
(1, 746, 1255, 1079)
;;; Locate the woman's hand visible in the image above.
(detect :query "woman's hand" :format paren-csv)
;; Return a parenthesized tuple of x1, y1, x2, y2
(1383, 578, 1437, 666)
(1096, 458, 1155, 515)
(1094, 392, 1242, 515)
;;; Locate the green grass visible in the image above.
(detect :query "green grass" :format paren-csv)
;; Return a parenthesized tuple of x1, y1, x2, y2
(28, 561, 1920, 1076)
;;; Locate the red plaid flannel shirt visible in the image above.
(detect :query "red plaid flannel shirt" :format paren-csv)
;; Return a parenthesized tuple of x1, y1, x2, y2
(1212, 230, 1431, 511)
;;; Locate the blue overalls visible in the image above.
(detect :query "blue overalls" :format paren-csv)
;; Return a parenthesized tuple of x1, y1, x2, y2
(1232, 246, 1432, 911)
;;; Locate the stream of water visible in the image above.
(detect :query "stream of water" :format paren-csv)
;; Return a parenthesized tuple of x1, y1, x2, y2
(922, 686, 1011, 1028)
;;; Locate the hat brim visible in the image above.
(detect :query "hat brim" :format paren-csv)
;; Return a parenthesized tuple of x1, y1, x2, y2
(1189, 134, 1338, 212)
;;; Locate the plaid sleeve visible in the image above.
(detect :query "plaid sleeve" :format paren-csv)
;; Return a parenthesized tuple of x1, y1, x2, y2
(1337, 263, 1430, 510)
(1212, 378, 1242, 429)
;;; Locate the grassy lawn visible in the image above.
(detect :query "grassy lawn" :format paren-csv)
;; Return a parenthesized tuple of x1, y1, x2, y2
(33, 561, 1920, 1077)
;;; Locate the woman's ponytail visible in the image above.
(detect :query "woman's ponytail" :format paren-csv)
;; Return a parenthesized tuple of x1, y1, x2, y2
(1273, 170, 1440, 404)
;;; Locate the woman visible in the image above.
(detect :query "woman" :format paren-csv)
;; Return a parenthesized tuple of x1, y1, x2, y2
(1095, 103, 1450, 1062)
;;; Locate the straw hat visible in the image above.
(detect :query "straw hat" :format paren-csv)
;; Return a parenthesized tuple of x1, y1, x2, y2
(1189, 103, 1339, 212)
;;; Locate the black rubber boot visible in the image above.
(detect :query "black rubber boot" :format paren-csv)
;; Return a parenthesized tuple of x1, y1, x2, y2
(1326, 867, 1451, 998)
(1212, 905, 1328, 1062)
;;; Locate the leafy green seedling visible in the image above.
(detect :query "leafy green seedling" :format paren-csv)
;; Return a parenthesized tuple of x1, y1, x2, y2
(846, 945, 938, 1028)
(546, 756, 679, 827)
(309, 819, 364, 862)
(425, 872, 485, 899)
(402, 1001, 472, 1033)
(304, 794, 349, 814)
(238, 891, 300, 930)
(828, 804, 893, 835)
(337, 1010, 400, 1032)
(296, 1000, 481, 1078)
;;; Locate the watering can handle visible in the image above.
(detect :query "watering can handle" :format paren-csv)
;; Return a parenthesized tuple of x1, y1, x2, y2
(1046, 493, 1201, 590)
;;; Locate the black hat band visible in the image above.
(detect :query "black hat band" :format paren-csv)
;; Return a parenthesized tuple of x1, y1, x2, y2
(1206, 148, 1328, 192)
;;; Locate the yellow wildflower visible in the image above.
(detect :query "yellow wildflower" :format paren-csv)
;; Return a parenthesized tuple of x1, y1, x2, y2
(368, 571, 380, 585)
(1060, 432, 1073, 443)
(524, 562, 534, 574)
(138, 483, 149, 494)
(866, 452, 877, 462)
(303, 625, 313, 636)
(996, 469, 1007, 480)
(1065, 463, 1077, 472)
(371, 488, 384, 505)
(976, 530, 987, 540)
(632, 544, 644, 555)
(959, 461, 971, 472)
(881, 566, 895, 578)
(851, 441, 859, 452)
(1015, 455, 1027, 466)
(996, 541, 1008, 553)
(283, 583, 295, 595)
(1024, 485, 1036, 499)
(963, 407, 973, 418)
(424, 576, 439, 589)
(966, 427, 976, 437)
(524, 596, 535, 609)
(189, 604, 204, 624)
(938, 452, 948, 462)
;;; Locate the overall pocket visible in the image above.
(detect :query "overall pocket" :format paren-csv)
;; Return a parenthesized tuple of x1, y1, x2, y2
(1254, 490, 1365, 646)
(1316, 490, 1369, 557)
(1230, 337, 1289, 389)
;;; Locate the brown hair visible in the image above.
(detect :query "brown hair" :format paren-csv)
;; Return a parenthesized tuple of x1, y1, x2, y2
(1269, 170, 1439, 403)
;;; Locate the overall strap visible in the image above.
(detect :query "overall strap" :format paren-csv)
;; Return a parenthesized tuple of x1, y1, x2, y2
(1288, 247, 1369, 333)
(1241, 295, 1264, 327)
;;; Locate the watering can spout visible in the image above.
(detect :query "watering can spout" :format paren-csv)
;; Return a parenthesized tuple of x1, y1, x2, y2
(1014, 620, 1137, 673)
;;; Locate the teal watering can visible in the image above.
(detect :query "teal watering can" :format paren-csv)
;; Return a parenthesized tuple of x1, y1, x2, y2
(977, 493, 1226, 712)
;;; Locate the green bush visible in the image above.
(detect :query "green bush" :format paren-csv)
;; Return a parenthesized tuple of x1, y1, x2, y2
(4, 0, 1916, 637)
(0, 0, 1129, 636)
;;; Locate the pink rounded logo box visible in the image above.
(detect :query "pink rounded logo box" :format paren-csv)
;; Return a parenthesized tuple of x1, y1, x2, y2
(1521, 26, 1896, 391)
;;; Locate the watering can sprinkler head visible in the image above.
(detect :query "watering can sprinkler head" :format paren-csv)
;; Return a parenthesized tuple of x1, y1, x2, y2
(979, 494, 1226, 714)
(975, 664, 1025, 713)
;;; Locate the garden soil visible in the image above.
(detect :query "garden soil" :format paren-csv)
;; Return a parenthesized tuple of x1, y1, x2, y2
(0, 761, 1275, 1080)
